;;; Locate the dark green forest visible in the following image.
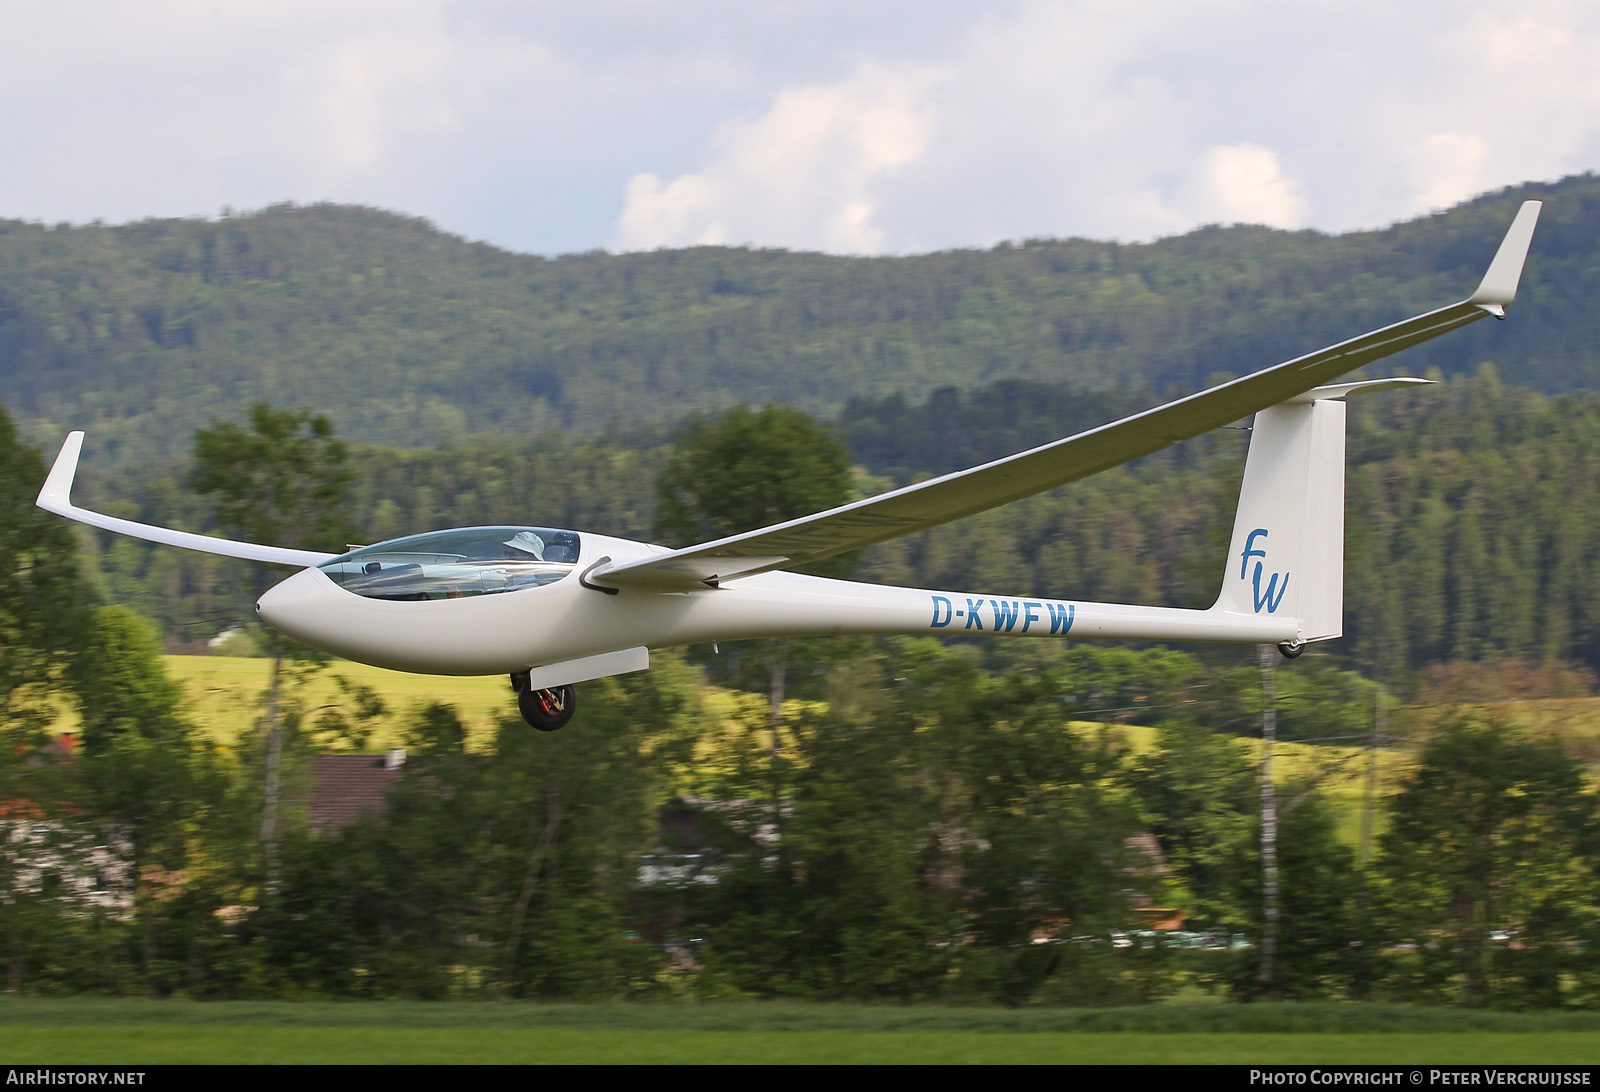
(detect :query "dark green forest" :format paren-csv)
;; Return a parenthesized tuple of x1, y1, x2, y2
(3, 175, 1598, 464)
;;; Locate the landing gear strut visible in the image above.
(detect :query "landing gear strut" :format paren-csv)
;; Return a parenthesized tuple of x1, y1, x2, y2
(1276, 640, 1305, 660)
(510, 671, 577, 732)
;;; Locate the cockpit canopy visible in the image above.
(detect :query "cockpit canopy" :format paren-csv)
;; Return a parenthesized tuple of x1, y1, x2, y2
(318, 526, 581, 601)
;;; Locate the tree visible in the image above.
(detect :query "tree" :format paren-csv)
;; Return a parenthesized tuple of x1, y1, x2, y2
(70, 607, 188, 753)
(1124, 720, 1257, 925)
(402, 701, 467, 758)
(655, 403, 854, 569)
(488, 673, 676, 999)
(1375, 713, 1600, 1007)
(698, 639, 1156, 1005)
(0, 407, 94, 734)
(192, 405, 356, 876)
(69, 606, 198, 992)
(257, 664, 683, 999)
(0, 408, 99, 993)
(655, 403, 857, 836)
(1215, 792, 1361, 1000)
(193, 404, 356, 564)
(934, 655, 1148, 1004)
(698, 675, 952, 1000)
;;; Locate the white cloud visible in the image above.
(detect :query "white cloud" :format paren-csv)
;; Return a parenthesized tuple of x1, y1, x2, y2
(1444, 5, 1600, 187)
(1411, 132, 1491, 214)
(616, 172, 724, 247)
(613, 64, 934, 253)
(1179, 144, 1307, 229)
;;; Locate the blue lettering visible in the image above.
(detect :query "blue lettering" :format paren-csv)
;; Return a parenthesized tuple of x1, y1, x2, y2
(1046, 602, 1076, 635)
(991, 599, 1020, 632)
(1251, 563, 1290, 613)
(1022, 602, 1041, 633)
(964, 597, 985, 630)
(1240, 528, 1269, 580)
(930, 595, 953, 628)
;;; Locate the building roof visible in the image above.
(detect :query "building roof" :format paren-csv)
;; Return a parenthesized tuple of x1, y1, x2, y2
(306, 751, 406, 835)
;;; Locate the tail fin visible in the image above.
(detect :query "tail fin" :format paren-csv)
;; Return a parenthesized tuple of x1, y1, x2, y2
(1213, 378, 1430, 642)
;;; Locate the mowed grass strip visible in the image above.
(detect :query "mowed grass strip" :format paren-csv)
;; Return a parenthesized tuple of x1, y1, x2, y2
(5, 1001, 1598, 1064)
(10, 999, 1600, 1031)
(4, 1027, 1599, 1065)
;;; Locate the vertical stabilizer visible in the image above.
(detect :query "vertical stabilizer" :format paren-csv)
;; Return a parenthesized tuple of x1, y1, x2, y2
(1212, 398, 1346, 642)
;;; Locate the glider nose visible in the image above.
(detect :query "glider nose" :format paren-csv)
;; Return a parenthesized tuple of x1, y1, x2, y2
(255, 566, 331, 637)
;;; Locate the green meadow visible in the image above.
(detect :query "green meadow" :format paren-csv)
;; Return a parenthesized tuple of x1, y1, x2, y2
(3, 1000, 1597, 1065)
(159, 653, 517, 748)
(46, 654, 517, 750)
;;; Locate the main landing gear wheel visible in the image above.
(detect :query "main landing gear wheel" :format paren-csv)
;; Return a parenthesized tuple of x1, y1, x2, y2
(510, 672, 577, 732)
(1277, 640, 1306, 660)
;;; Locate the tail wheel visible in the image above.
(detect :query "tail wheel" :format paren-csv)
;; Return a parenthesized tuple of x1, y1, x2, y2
(1277, 640, 1305, 660)
(518, 683, 576, 732)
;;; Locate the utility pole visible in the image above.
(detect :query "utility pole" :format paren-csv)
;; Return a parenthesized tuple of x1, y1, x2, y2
(766, 638, 788, 844)
(1258, 643, 1279, 997)
(260, 653, 284, 890)
(1360, 686, 1383, 873)
(1354, 681, 1383, 997)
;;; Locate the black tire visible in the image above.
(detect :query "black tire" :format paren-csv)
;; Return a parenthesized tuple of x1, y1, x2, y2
(518, 684, 576, 731)
(1277, 640, 1306, 660)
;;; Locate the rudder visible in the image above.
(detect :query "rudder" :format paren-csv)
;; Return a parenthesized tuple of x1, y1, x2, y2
(1212, 398, 1346, 642)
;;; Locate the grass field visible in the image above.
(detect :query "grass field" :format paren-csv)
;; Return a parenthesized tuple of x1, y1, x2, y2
(46, 654, 521, 751)
(159, 654, 518, 749)
(3, 1000, 1597, 1064)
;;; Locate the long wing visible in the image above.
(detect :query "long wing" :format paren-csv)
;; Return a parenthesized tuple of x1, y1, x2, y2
(37, 432, 338, 568)
(592, 200, 1542, 591)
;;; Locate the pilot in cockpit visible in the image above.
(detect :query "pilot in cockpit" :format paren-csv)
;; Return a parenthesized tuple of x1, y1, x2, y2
(502, 531, 547, 561)
(507, 530, 579, 564)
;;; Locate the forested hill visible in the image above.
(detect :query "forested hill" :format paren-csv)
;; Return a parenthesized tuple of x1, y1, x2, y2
(2, 175, 1596, 463)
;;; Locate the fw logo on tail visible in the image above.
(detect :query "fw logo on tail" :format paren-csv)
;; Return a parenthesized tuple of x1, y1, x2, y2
(1240, 528, 1289, 613)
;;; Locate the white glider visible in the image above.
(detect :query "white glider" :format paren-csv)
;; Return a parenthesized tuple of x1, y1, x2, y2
(38, 202, 1543, 729)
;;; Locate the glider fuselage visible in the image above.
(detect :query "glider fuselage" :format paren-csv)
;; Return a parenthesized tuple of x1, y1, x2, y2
(256, 527, 1296, 676)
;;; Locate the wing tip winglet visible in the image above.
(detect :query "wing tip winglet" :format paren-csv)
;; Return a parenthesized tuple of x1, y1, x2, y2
(37, 431, 85, 512)
(1468, 199, 1542, 308)
(32, 429, 335, 568)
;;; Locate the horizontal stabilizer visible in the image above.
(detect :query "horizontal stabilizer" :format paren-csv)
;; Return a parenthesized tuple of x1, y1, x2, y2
(1287, 377, 1434, 403)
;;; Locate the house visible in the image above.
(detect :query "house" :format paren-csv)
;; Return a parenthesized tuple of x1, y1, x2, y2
(0, 733, 132, 915)
(304, 749, 408, 835)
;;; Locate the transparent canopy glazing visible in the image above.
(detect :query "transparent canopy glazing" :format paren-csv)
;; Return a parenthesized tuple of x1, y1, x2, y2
(318, 526, 580, 601)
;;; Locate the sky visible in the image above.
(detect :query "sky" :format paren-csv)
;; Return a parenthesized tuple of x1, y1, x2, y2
(4, 0, 1599, 257)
